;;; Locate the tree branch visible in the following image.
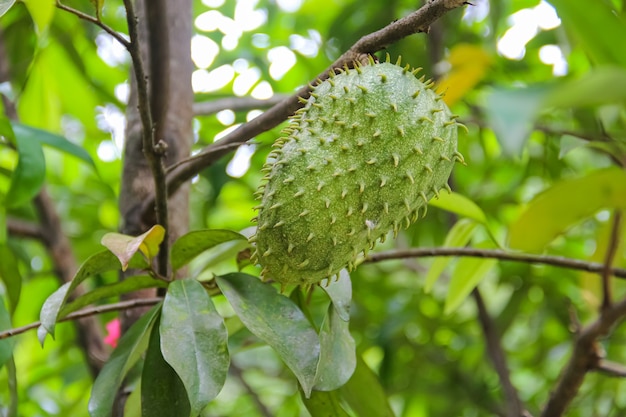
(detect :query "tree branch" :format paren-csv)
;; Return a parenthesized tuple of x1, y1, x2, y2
(141, 0, 468, 219)
(55, 1, 130, 49)
(193, 95, 288, 116)
(540, 297, 626, 416)
(6, 218, 42, 239)
(365, 247, 626, 279)
(473, 289, 526, 417)
(0, 298, 162, 340)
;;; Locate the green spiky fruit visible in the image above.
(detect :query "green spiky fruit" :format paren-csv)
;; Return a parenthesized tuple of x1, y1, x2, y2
(250, 57, 464, 287)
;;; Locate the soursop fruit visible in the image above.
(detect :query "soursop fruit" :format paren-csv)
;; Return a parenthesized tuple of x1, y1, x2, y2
(250, 56, 464, 287)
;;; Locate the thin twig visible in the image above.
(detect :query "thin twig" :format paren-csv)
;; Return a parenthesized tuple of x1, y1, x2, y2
(595, 359, 626, 378)
(365, 247, 626, 279)
(122, 0, 170, 276)
(6, 218, 42, 239)
(540, 297, 626, 416)
(143, 0, 468, 219)
(601, 211, 622, 310)
(0, 298, 162, 340)
(193, 95, 289, 117)
(55, 1, 130, 49)
(473, 289, 525, 417)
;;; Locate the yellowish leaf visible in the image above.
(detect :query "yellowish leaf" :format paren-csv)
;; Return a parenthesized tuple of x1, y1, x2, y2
(436, 44, 493, 106)
(101, 225, 166, 271)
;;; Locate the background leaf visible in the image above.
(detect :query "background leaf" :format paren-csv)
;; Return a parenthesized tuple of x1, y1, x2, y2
(339, 355, 394, 417)
(301, 390, 351, 417)
(160, 279, 229, 415)
(216, 273, 320, 397)
(0, 244, 21, 313)
(170, 229, 246, 271)
(5, 127, 45, 208)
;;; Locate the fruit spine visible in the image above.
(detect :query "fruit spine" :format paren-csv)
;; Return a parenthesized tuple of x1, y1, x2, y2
(250, 56, 464, 287)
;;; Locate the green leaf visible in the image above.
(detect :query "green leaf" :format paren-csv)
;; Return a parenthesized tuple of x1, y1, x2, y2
(424, 219, 478, 293)
(313, 305, 356, 391)
(22, 0, 55, 35)
(142, 315, 191, 417)
(60, 275, 168, 318)
(429, 191, 487, 224)
(170, 229, 246, 271)
(301, 389, 351, 417)
(101, 225, 165, 271)
(89, 304, 161, 417)
(545, 67, 626, 108)
(340, 355, 394, 417)
(444, 243, 498, 315)
(216, 273, 320, 397)
(11, 123, 96, 168)
(161, 279, 229, 415)
(0, 299, 15, 368)
(320, 269, 351, 321)
(5, 126, 46, 208)
(0, 245, 21, 313)
(38, 250, 148, 343)
(0, 205, 5, 244)
(509, 167, 626, 252)
(549, 0, 626, 67)
(0, 0, 17, 18)
(485, 86, 549, 155)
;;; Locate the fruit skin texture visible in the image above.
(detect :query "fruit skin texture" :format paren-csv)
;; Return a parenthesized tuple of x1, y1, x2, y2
(251, 58, 463, 287)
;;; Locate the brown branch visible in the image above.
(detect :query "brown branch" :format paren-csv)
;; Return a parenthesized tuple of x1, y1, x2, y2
(601, 211, 622, 310)
(55, 1, 130, 49)
(122, 0, 170, 276)
(365, 247, 626, 279)
(6, 218, 42, 239)
(473, 289, 526, 417)
(540, 297, 626, 416)
(0, 298, 162, 340)
(193, 95, 289, 116)
(595, 359, 626, 378)
(141, 0, 468, 218)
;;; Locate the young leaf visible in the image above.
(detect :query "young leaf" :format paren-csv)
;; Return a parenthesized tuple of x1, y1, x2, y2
(22, 0, 55, 35)
(11, 123, 96, 168)
(170, 229, 246, 271)
(429, 191, 487, 225)
(216, 273, 320, 397)
(509, 168, 626, 252)
(320, 269, 351, 321)
(340, 355, 394, 417)
(444, 243, 498, 314)
(59, 275, 168, 318)
(160, 279, 229, 415)
(0, 244, 21, 313)
(313, 305, 356, 391)
(89, 304, 161, 417)
(38, 250, 148, 343)
(142, 315, 191, 417)
(101, 225, 165, 271)
(301, 389, 351, 417)
(5, 127, 46, 208)
(424, 219, 478, 292)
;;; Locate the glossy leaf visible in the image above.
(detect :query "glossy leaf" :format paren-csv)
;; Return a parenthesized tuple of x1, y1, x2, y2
(60, 275, 168, 318)
(161, 279, 229, 415)
(509, 168, 626, 252)
(216, 273, 320, 397)
(424, 219, 478, 292)
(0, 0, 16, 18)
(170, 229, 246, 271)
(340, 355, 394, 417)
(101, 225, 165, 271)
(0, 244, 21, 313)
(301, 389, 351, 417)
(11, 123, 96, 168)
(0, 299, 14, 368)
(320, 269, 351, 321)
(313, 305, 356, 391)
(38, 250, 148, 343)
(142, 315, 191, 417)
(5, 126, 46, 208)
(89, 304, 161, 417)
(429, 191, 487, 224)
(444, 243, 498, 314)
